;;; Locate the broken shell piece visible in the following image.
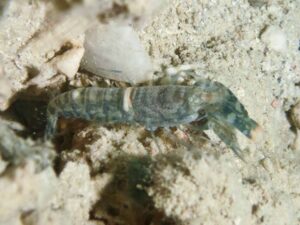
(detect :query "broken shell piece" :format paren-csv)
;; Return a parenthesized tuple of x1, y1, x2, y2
(81, 24, 153, 84)
(26, 46, 84, 89)
(54, 47, 84, 79)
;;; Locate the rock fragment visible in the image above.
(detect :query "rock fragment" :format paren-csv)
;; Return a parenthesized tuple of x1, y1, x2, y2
(54, 47, 85, 79)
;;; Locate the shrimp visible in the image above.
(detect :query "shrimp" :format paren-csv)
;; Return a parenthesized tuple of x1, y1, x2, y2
(46, 79, 261, 159)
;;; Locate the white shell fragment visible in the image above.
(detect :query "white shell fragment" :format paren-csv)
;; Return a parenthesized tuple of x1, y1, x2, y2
(81, 24, 153, 84)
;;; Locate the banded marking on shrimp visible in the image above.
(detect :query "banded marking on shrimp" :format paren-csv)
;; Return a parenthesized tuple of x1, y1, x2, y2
(123, 87, 133, 112)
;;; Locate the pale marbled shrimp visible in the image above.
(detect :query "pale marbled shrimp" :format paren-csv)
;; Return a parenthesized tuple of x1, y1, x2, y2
(45, 77, 261, 159)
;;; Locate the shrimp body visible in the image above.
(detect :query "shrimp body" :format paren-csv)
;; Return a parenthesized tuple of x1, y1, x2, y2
(46, 79, 260, 158)
(46, 85, 205, 136)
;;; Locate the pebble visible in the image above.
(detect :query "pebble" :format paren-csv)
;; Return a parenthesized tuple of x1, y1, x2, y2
(260, 26, 287, 52)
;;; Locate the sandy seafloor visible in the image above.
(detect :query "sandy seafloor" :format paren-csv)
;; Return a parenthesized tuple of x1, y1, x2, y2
(0, 0, 300, 225)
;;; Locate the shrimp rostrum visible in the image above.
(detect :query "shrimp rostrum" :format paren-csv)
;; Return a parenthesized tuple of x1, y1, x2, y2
(46, 79, 261, 158)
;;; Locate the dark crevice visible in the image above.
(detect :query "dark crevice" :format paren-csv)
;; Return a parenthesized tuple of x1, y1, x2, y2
(9, 99, 48, 139)
(251, 204, 259, 215)
(248, 0, 268, 8)
(258, 25, 268, 39)
(286, 107, 297, 134)
(46, 41, 74, 62)
(89, 154, 180, 225)
(98, 2, 129, 23)
(52, 0, 83, 11)
(53, 154, 66, 176)
(25, 66, 40, 82)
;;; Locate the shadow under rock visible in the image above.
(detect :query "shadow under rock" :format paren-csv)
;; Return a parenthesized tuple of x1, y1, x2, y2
(10, 99, 48, 139)
(90, 154, 180, 225)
